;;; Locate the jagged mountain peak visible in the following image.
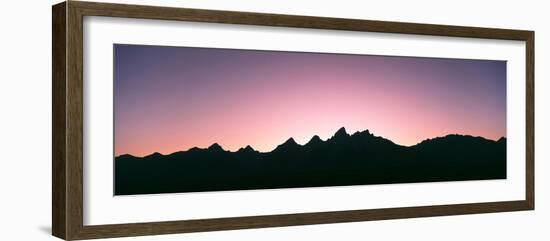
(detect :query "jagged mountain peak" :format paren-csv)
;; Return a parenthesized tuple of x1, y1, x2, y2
(305, 135, 323, 147)
(351, 130, 373, 141)
(330, 127, 351, 141)
(309, 135, 323, 142)
(123, 129, 504, 158)
(352, 129, 371, 136)
(335, 127, 348, 136)
(273, 137, 300, 152)
(208, 143, 224, 151)
(238, 145, 257, 153)
(282, 137, 298, 145)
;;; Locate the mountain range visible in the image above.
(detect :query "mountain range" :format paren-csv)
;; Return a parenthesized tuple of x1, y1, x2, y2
(115, 127, 506, 195)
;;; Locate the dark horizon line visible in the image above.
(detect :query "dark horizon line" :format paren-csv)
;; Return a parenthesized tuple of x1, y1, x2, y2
(116, 127, 507, 158)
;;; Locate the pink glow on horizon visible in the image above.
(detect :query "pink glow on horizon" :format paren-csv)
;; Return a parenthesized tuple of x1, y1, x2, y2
(114, 45, 506, 157)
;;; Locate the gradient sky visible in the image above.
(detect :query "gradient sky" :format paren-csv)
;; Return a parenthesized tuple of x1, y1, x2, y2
(114, 44, 506, 156)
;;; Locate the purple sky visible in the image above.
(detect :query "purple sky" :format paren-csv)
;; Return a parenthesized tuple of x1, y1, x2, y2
(114, 44, 506, 156)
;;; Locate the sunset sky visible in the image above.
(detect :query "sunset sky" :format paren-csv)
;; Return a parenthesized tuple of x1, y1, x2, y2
(114, 44, 506, 156)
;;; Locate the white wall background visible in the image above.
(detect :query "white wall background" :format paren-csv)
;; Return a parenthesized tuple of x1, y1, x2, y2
(0, 0, 547, 240)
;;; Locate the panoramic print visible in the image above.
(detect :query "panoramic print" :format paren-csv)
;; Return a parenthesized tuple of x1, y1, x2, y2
(113, 44, 507, 195)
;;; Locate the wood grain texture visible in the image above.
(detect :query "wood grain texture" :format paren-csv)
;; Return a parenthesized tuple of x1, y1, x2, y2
(51, 1, 535, 240)
(52, 2, 67, 240)
(71, 1, 533, 40)
(66, 2, 85, 240)
(525, 32, 535, 209)
(74, 201, 530, 240)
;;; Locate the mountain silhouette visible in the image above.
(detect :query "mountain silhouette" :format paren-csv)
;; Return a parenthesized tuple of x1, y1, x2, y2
(115, 128, 506, 195)
(274, 137, 300, 151)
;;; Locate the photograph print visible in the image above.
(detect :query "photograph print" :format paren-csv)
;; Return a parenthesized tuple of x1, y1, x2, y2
(114, 44, 507, 195)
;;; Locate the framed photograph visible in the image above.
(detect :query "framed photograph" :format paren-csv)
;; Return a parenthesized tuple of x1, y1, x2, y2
(52, 1, 534, 240)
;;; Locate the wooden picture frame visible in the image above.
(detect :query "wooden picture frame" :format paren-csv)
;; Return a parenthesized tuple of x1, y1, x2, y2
(52, 1, 534, 240)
